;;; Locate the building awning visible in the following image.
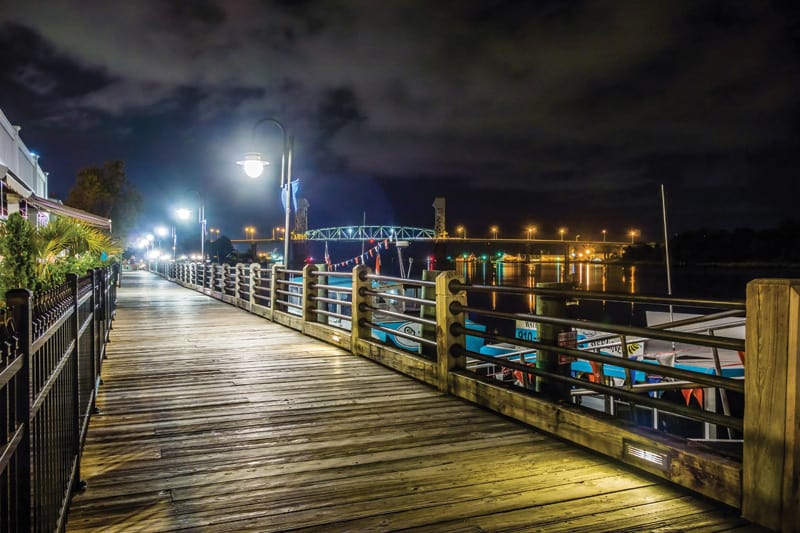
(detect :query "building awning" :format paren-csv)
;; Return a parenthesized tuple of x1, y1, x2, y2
(25, 194, 112, 231)
(1, 164, 34, 198)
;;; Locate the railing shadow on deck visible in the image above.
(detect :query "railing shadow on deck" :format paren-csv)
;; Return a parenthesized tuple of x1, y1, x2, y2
(1, 265, 119, 532)
(156, 260, 799, 532)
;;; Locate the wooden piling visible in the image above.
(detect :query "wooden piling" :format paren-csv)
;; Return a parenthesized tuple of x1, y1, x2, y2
(535, 281, 572, 401)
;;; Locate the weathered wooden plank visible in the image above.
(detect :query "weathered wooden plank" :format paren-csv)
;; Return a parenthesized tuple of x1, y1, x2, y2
(66, 272, 752, 532)
(743, 279, 800, 531)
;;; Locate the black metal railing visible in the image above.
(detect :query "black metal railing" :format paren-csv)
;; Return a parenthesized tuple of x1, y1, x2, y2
(0, 264, 118, 532)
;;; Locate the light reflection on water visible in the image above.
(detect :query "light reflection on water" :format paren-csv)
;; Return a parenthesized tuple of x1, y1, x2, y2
(455, 260, 669, 328)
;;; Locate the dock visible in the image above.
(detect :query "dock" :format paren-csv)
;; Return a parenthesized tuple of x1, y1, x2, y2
(67, 271, 754, 531)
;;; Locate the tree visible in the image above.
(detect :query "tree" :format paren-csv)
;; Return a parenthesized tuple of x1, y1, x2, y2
(207, 236, 234, 263)
(66, 160, 142, 242)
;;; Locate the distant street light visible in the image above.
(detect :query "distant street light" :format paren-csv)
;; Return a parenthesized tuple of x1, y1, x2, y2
(208, 227, 221, 241)
(559, 228, 566, 241)
(491, 225, 498, 240)
(456, 225, 465, 239)
(527, 225, 537, 240)
(244, 226, 256, 240)
(629, 229, 639, 243)
(238, 117, 293, 267)
(602, 229, 607, 242)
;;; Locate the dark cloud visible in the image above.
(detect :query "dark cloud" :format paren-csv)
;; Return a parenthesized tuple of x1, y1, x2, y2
(0, 0, 797, 240)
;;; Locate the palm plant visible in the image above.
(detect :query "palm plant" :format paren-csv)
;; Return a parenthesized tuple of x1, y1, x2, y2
(34, 216, 122, 289)
(1, 213, 122, 296)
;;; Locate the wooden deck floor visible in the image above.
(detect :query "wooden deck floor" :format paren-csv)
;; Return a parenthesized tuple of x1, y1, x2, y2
(66, 271, 758, 532)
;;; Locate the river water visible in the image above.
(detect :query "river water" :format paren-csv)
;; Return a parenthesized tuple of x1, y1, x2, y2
(450, 260, 800, 330)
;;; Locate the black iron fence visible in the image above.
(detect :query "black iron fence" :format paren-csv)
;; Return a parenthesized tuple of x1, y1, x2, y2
(0, 264, 118, 532)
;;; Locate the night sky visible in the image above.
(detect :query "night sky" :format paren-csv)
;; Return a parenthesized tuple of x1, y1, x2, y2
(1, 1, 798, 244)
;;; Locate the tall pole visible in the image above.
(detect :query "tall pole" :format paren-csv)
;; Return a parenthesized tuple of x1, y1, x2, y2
(249, 118, 292, 268)
(199, 197, 206, 262)
(284, 135, 293, 267)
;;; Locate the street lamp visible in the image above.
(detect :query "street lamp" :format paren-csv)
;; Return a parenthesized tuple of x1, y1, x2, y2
(602, 229, 607, 242)
(208, 227, 221, 241)
(559, 228, 566, 241)
(456, 225, 465, 239)
(238, 117, 293, 267)
(244, 226, 256, 240)
(629, 229, 638, 244)
(526, 225, 537, 240)
(491, 225, 498, 240)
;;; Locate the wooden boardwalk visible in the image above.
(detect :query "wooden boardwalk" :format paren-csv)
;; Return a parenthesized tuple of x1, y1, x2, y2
(67, 271, 757, 532)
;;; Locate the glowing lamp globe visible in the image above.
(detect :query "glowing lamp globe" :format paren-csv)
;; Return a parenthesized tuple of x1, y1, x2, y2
(237, 152, 269, 178)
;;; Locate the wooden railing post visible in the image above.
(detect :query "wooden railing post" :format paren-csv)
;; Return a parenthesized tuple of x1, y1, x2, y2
(435, 271, 466, 393)
(270, 264, 280, 317)
(350, 265, 371, 353)
(249, 263, 258, 308)
(420, 270, 439, 358)
(743, 278, 800, 531)
(7, 288, 33, 530)
(302, 264, 319, 326)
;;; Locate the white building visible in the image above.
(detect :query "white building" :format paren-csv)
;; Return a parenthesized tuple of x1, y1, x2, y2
(0, 107, 111, 230)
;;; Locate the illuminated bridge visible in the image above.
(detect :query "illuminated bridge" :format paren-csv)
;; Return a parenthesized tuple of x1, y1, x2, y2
(305, 225, 436, 241)
(231, 225, 630, 246)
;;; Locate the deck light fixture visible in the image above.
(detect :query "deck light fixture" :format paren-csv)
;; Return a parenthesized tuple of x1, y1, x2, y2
(623, 439, 671, 471)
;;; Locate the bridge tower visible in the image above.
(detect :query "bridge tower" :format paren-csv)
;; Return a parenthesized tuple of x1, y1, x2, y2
(432, 196, 448, 267)
(432, 197, 447, 238)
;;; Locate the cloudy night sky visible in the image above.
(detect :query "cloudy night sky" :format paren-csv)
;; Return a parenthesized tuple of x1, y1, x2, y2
(0, 0, 798, 243)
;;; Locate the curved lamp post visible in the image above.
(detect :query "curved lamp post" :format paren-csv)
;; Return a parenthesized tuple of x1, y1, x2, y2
(237, 118, 293, 267)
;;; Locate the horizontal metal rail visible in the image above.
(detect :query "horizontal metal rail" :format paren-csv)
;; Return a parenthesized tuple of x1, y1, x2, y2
(362, 288, 433, 308)
(312, 309, 352, 323)
(455, 346, 743, 431)
(311, 295, 353, 307)
(310, 270, 352, 279)
(311, 283, 353, 293)
(450, 282, 746, 311)
(365, 273, 436, 287)
(276, 279, 303, 288)
(361, 304, 437, 327)
(452, 304, 745, 352)
(452, 324, 743, 393)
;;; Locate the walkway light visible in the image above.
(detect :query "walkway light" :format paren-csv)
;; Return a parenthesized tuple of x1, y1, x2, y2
(238, 117, 293, 267)
(237, 152, 269, 179)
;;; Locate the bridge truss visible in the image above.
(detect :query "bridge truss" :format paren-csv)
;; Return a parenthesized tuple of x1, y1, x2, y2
(304, 225, 436, 241)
